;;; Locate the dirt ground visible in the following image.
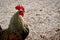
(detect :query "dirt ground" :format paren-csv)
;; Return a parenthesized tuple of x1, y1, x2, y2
(0, 0, 60, 40)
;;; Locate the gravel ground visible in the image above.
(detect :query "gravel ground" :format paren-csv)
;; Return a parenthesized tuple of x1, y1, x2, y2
(0, 0, 60, 40)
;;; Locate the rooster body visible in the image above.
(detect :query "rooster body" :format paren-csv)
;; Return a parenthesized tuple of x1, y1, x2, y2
(0, 5, 29, 40)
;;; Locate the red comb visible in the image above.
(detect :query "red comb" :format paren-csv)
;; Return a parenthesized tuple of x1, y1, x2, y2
(15, 5, 25, 11)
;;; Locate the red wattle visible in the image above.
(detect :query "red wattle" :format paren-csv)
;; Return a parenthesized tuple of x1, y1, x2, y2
(19, 13, 24, 17)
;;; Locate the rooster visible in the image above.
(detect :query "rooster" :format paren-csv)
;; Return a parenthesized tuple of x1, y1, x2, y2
(0, 5, 29, 40)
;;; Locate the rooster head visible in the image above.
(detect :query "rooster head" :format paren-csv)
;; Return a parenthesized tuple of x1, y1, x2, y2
(15, 5, 25, 17)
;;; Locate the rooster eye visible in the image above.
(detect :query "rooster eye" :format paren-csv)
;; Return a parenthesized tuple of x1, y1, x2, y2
(18, 11, 25, 14)
(20, 11, 25, 12)
(20, 11, 22, 12)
